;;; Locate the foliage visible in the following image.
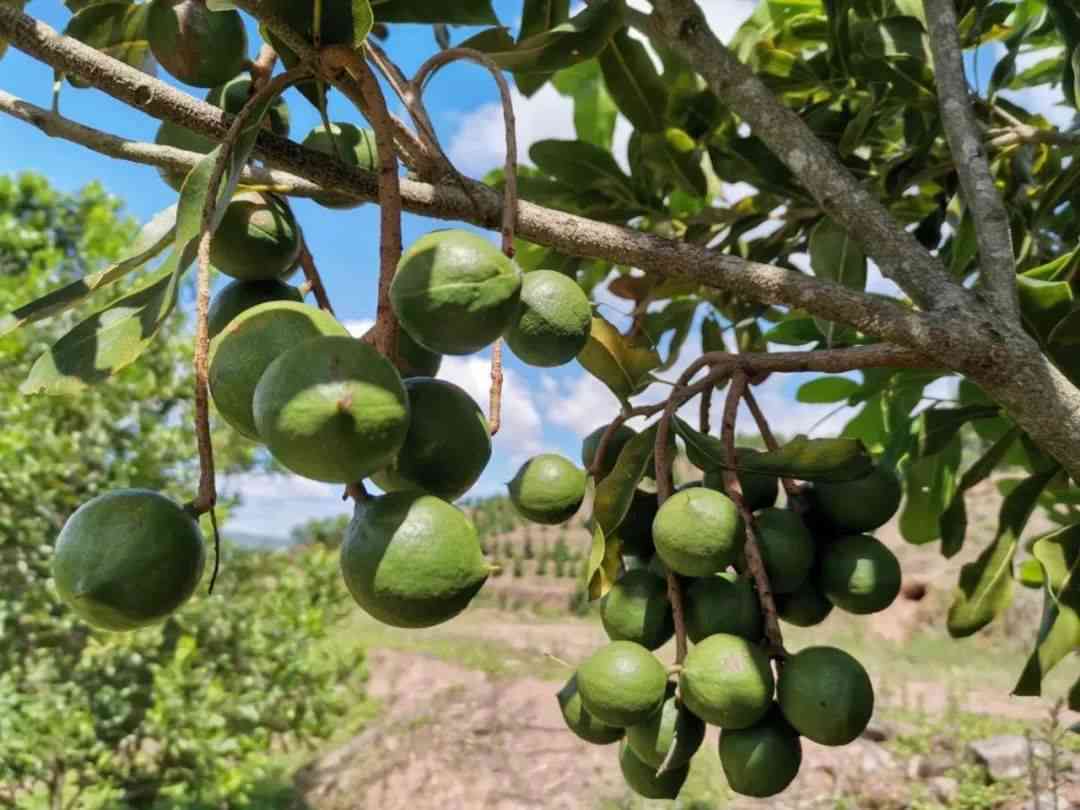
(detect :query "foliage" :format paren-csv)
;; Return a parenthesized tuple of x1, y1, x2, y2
(0, 175, 353, 809)
(290, 513, 351, 549)
(4, 0, 1080, 796)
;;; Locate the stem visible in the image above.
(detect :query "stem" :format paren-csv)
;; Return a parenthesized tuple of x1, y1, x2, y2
(320, 46, 403, 362)
(720, 372, 786, 658)
(665, 570, 688, 665)
(248, 43, 278, 90)
(489, 341, 504, 436)
(699, 385, 713, 435)
(588, 404, 665, 478)
(298, 240, 335, 315)
(742, 386, 802, 503)
(924, 0, 1019, 319)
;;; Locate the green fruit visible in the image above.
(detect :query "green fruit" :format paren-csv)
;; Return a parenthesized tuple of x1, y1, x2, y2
(508, 454, 586, 525)
(301, 123, 378, 209)
(626, 684, 705, 770)
(751, 508, 815, 594)
(581, 423, 636, 478)
(209, 301, 348, 439)
(340, 492, 489, 628)
(395, 329, 443, 378)
(812, 466, 902, 533)
(371, 378, 491, 501)
(391, 230, 523, 355)
(777, 646, 874, 746)
(618, 489, 659, 557)
(147, 0, 247, 88)
(679, 633, 774, 729)
(505, 270, 592, 367)
(52, 490, 204, 631)
(207, 75, 290, 137)
(210, 192, 301, 282)
(719, 706, 802, 798)
(556, 675, 624, 745)
(576, 641, 668, 727)
(254, 336, 409, 484)
(208, 279, 303, 339)
(776, 578, 834, 627)
(601, 569, 673, 650)
(653, 488, 744, 577)
(619, 742, 689, 800)
(819, 534, 901, 615)
(704, 448, 778, 512)
(684, 572, 763, 643)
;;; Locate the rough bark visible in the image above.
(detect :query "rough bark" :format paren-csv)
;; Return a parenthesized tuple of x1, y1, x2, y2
(3, 5, 1080, 481)
(924, 0, 1020, 319)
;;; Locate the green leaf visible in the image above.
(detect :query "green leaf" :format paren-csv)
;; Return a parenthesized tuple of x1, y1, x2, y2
(529, 139, 635, 199)
(598, 27, 667, 133)
(796, 376, 859, 404)
(644, 299, 698, 371)
(593, 422, 662, 536)
(638, 128, 707, 198)
(19, 265, 181, 396)
(1013, 523, 1080, 695)
(809, 217, 866, 347)
(1018, 276, 1074, 344)
(576, 314, 661, 401)
(469, 0, 622, 74)
(519, 0, 569, 39)
(763, 317, 825, 345)
(676, 420, 872, 483)
(585, 523, 622, 600)
(0, 204, 177, 336)
(899, 431, 961, 545)
(62, 1, 152, 83)
(370, 0, 497, 24)
(1047, 308, 1080, 387)
(1018, 558, 1046, 589)
(917, 405, 999, 458)
(948, 465, 1060, 637)
(349, 0, 375, 46)
(552, 61, 617, 149)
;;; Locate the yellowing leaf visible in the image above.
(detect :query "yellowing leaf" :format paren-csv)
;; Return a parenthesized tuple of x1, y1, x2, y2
(576, 314, 660, 401)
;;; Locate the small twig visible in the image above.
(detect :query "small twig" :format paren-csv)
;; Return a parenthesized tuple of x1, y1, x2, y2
(248, 43, 278, 91)
(665, 570, 688, 664)
(589, 404, 666, 477)
(412, 47, 519, 256)
(489, 341, 504, 435)
(699, 385, 713, 435)
(321, 46, 403, 363)
(298, 239, 335, 315)
(192, 67, 309, 517)
(345, 480, 370, 502)
(721, 372, 785, 658)
(207, 507, 221, 594)
(412, 47, 519, 430)
(742, 386, 801, 502)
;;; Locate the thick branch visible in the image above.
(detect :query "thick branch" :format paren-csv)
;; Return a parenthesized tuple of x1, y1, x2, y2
(7, 6, 1080, 481)
(647, 0, 968, 313)
(0, 6, 932, 351)
(924, 0, 1019, 319)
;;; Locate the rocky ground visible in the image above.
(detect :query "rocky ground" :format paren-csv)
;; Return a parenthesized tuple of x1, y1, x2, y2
(289, 480, 1080, 810)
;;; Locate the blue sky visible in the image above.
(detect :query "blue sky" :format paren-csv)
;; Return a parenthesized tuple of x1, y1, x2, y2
(1, 1, 1070, 538)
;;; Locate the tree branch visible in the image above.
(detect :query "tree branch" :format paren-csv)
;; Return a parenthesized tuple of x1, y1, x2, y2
(647, 0, 969, 313)
(0, 6, 933, 352)
(924, 0, 1020, 319)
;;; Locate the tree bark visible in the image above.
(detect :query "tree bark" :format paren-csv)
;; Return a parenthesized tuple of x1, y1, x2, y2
(3, 4, 1080, 481)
